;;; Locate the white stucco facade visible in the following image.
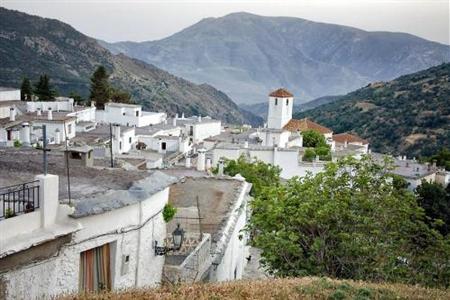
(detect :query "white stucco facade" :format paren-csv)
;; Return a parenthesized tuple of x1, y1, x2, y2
(184, 121, 221, 144)
(1, 181, 172, 299)
(0, 89, 20, 101)
(96, 103, 166, 127)
(267, 95, 293, 130)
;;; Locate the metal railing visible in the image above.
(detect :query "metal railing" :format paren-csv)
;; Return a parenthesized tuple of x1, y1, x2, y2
(0, 181, 40, 219)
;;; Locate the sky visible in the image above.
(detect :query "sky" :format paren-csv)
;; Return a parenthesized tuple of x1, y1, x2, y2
(2, 0, 449, 45)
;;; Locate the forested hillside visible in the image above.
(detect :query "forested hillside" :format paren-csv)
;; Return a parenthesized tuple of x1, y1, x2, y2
(296, 63, 450, 157)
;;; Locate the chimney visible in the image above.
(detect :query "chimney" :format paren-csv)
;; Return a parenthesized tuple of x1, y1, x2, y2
(432, 160, 437, 168)
(185, 156, 191, 168)
(181, 112, 185, 119)
(344, 140, 348, 148)
(9, 107, 15, 121)
(175, 113, 179, 119)
(206, 158, 212, 170)
(244, 140, 249, 149)
(36, 174, 59, 228)
(197, 148, 206, 171)
(198, 116, 202, 122)
(21, 122, 31, 146)
(54, 128, 61, 144)
(91, 101, 96, 108)
(47, 108, 53, 120)
(37, 107, 42, 116)
(172, 117, 177, 127)
(218, 160, 224, 176)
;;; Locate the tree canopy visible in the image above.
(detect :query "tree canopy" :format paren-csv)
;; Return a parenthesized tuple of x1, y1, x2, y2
(34, 74, 56, 100)
(302, 130, 327, 148)
(89, 66, 111, 108)
(248, 156, 450, 288)
(20, 77, 33, 101)
(416, 181, 450, 236)
(89, 66, 133, 108)
(221, 155, 281, 197)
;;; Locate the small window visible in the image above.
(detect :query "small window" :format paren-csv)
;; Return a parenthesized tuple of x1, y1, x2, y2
(68, 124, 72, 134)
(123, 112, 126, 116)
(119, 142, 122, 150)
(275, 98, 278, 106)
(135, 111, 139, 117)
(70, 152, 82, 160)
(129, 137, 132, 144)
(161, 142, 167, 150)
(286, 99, 289, 106)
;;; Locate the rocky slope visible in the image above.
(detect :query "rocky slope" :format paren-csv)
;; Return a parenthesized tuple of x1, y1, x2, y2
(0, 8, 261, 125)
(295, 63, 450, 157)
(101, 12, 450, 105)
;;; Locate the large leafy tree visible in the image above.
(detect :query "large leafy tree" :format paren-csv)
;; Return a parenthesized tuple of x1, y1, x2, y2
(34, 74, 56, 100)
(20, 77, 33, 101)
(416, 181, 450, 236)
(222, 155, 281, 197)
(302, 130, 327, 148)
(249, 156, 450, 287)
(89, 66, 111, 108)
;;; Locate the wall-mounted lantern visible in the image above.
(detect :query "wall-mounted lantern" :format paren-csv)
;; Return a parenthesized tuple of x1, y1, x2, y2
(154, 223, 185, 256)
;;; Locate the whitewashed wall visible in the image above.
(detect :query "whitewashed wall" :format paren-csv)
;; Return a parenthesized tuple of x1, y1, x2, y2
(0, 89, 20, 101)
(97, 105, 166, 127)
(2, 188, 170, 299)
(186, 122, 221, 143)
(26, 100, 74, 112)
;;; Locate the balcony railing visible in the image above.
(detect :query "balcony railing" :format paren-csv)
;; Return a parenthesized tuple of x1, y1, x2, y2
(0, 181, 40, 219)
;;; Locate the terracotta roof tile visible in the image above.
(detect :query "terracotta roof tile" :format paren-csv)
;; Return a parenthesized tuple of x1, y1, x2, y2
(332, 133, 368, 145)
(283, 118, 333, 134)
(269, 88, 293, 98)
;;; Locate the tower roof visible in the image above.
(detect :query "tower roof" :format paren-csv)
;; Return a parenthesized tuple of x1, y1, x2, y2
(283, 118, 332, 134)
(269, 88, 293, 98)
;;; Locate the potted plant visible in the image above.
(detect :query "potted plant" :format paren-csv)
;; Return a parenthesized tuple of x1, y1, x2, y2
(4, 208, 16, 218)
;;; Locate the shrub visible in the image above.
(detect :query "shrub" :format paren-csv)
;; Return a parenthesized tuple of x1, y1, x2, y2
(162, 203, 177, 223)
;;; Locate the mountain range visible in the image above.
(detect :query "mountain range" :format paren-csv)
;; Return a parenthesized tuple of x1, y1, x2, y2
(295, 63, 450, 157)
(101, 12, 450, 105)
(0, 7, 261, 125)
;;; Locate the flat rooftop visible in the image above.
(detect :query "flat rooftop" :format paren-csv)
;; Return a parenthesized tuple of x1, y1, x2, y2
(0, 148, 159, 201)
(164, 170, 247, 245)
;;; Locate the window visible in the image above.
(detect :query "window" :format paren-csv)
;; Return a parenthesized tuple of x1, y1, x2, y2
(70, 152, 82, 160)
(189, 126, 194, 136)
(79, 243, 111, 292)
(286, 99, 289, 106)
(161, 142, 167, 150)
(123, 112, 126, 116)
(68, 124, 72, 134)
(129, 137, 132, 144)
(275, 98, 278, 105)
(119, 142, 122, 150)
(135, 111, 139, 117)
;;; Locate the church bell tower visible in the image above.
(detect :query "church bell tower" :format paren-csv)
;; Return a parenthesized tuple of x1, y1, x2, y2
(267, 88, 294, 129)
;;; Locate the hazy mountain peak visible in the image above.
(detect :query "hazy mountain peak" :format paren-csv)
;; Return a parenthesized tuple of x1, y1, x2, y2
(102, 13, 449, 105)
(0, 7, 262, 125)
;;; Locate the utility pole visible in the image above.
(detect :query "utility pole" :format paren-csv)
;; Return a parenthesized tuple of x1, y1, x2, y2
(109, 123, 114, 168)
(42, 125, 50, 175)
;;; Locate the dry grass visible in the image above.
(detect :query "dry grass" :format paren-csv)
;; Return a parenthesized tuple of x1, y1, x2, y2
(61, 277, 450, 300)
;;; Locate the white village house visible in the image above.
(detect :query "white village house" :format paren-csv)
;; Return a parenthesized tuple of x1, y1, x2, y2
(0, 148, 251, 299)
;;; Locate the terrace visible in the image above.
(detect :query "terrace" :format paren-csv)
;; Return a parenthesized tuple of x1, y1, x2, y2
(0, 180, 40, 220)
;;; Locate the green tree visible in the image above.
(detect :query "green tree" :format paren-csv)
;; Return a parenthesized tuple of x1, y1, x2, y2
(416, 181, 450, 236)
(20, 77, 33, 101)
(69, 91, 85, 105)
(89, 66, 111, 108)
(426, 148, 450, 171)
(249, 156, 450, 287)
(303, 130, 327, 148)
(222, 155, 281, 197)
(110, 88, 134, 104)
(34, 74, 56, 100)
